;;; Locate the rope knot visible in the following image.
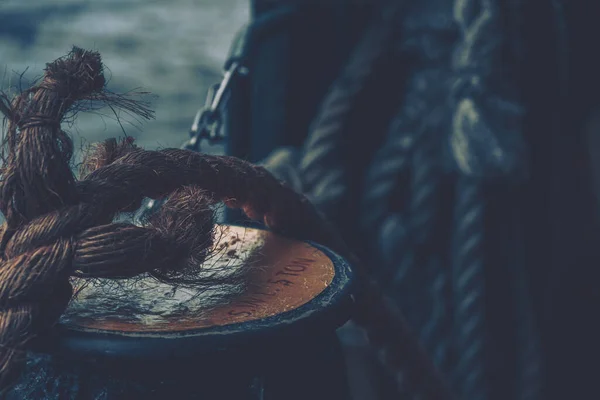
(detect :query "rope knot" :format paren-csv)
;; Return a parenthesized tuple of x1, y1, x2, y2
(451, 70, 485, 101)
(15, 115, 62, 131)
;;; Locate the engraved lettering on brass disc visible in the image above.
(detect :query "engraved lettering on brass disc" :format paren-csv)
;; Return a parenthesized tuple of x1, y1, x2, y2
(61, 226, 336, 333)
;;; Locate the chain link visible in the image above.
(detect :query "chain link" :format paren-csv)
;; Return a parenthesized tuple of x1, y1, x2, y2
(135, 62, 247, 223)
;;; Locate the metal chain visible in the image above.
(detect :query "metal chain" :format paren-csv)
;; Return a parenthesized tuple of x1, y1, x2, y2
(183, 62, 248, 152)
(134, 62, 246, 224)
(135, 5, 301, 224)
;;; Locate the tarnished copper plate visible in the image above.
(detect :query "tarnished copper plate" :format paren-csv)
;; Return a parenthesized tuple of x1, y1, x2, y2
(60, 225, 336, 334)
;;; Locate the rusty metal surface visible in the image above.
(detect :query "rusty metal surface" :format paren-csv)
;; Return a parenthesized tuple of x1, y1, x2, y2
(61, 225, 335, 334)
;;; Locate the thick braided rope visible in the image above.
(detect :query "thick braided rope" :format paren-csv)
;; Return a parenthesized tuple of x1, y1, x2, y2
(0, 48, 112, 388)
(359, 0, 457, 389)
(359, 0, 457, 282)
(450, 178, 486, 400)
(449, 1, 518, 398)
(298, 0, 404, 218)
(449, 2, 493, 399)
(451, 0, 542, 398)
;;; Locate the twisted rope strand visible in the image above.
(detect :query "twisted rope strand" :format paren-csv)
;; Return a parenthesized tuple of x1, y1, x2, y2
(299, 0, 405, 216)
(449, 1, 497, 398)
(450, 0, 535, 398)
(358, 4, 458, 396)
(450, 178, 486, 400)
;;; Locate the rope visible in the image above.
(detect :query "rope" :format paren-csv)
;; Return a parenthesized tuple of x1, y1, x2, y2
(358, 0, 457, 387)
(448, 0, 525, 180)
(0, 47, 452, 399)
(355, 0, 535, 398)
(448, 1, 494, 398)
(298, 0, 404, 219)
(420, 262, 451, 375)
(279, 0, 536, 397)
(449, 0, 534, 399)
(450, 178, 486, 400)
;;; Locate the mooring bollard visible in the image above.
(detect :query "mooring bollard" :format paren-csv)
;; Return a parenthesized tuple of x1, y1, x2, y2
(7, 225, 355, 399)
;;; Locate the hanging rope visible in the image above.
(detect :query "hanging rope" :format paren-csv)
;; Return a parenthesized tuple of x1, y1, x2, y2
(359, 0, 457, 383)
(339, 0, 536, 397)
(450, 178, 486, 400)
(448, 1, 494, 399)
(298, 0, 404, 219)
(255, 0, 541, 397)
(290, 0, 460, 397)
(449, 0, 535, 399)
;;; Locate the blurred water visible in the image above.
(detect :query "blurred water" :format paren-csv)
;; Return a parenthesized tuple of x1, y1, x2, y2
(0, 0, 249, 154)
